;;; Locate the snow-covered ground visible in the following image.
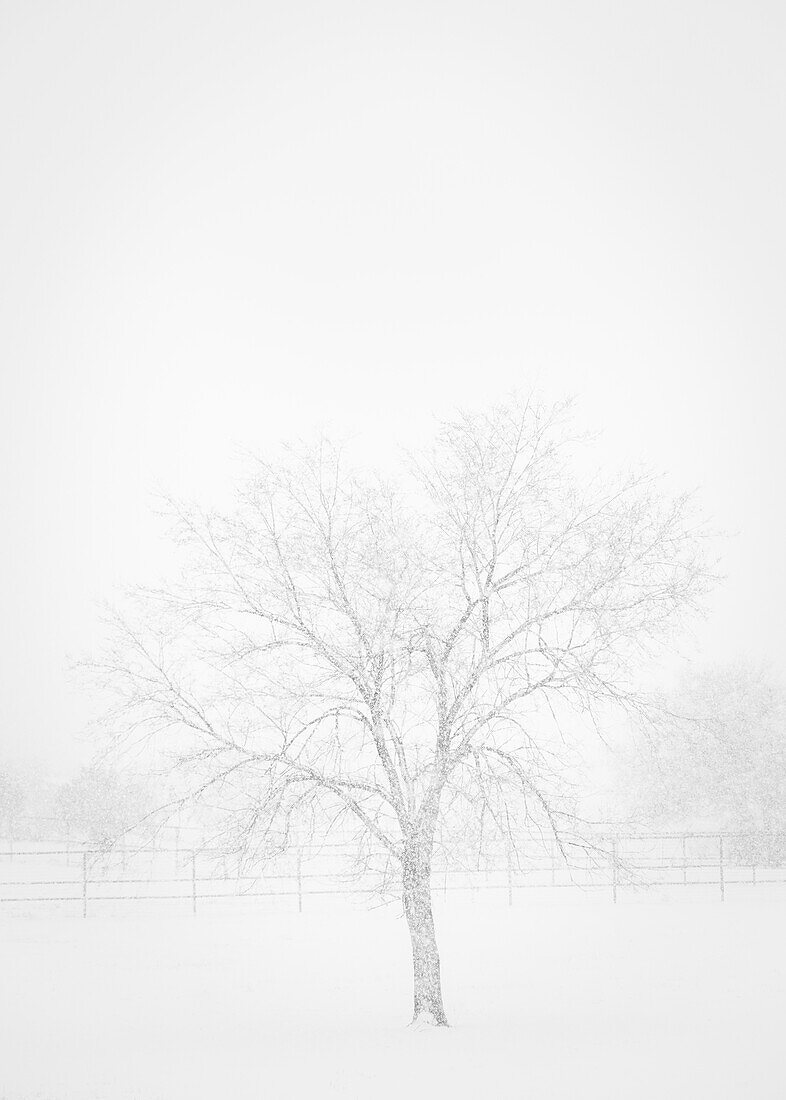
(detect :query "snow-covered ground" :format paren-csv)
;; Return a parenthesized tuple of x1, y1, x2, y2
(2, 893, 784, 1099)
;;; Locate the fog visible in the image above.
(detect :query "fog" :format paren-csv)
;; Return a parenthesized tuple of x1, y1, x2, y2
(2, 2, 785, 773)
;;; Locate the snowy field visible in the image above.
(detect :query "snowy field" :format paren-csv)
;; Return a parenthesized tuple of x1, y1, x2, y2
(2, 892, 784, 1100)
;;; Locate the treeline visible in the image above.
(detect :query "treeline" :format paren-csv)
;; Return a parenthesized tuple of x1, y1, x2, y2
(0, 763, 153, 846)
(614, 659, 786, 862)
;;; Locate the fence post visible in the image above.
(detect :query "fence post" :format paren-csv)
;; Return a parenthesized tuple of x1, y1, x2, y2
(682, 835, 687, 887)
(550, 840, 556, 887)
(191, 851, 197, 916)
(612, 838, 618, 904)
(82, 851, 88, 918)
(719, 836, 725, 902)
(507, 848, 513, 907)
(297, 851, 303, 913)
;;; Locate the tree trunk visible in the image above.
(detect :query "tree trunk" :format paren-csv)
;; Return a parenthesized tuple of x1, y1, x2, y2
(402, 833, 448, 1026)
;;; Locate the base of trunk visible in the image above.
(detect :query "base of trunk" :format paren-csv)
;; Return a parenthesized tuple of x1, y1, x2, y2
(409, 1008, 450, 1028)
(403, 855, 449, 1027)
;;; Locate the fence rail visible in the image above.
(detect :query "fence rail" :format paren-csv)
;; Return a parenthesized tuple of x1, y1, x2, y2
(1, 832, 784, 915)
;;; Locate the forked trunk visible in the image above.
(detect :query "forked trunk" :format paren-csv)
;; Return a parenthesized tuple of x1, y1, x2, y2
(402, 833, 448, 1026)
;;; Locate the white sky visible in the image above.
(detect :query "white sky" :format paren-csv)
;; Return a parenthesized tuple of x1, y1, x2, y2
(2, 1, 785, 774)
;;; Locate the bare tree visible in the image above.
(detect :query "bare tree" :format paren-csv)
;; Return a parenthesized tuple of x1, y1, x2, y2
(0, 761, 31, 840)
(621, 660, 786, 861)
(54, 766, 153, 848)
(89, 396, 709, 1025)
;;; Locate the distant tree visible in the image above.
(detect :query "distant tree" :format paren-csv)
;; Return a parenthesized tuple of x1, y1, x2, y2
(88, 396, 709, 1025)
(622, 661, 786, 859)
(0, 763, 29, 839)
(55, 767, 151, 847)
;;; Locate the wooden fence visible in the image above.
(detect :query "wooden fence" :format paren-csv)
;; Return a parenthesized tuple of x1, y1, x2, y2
(1, 832, 784, 915)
